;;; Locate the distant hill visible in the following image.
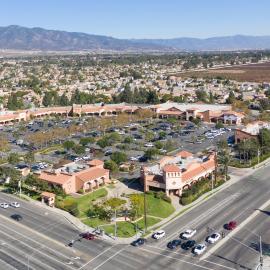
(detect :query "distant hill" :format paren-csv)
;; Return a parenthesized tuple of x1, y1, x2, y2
(0, 25, 168, 52)
(135, 35, 270, 51)
(0, 25, 270, 51)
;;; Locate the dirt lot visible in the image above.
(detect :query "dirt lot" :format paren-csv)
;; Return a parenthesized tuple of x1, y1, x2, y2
(179, 62, 270, 82)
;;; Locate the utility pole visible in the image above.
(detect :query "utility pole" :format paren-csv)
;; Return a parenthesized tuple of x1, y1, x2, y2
(214, 148, 218, 187)
(114, 209, 117, 239)
(259, 235, 263, 269)
(143, 190, 147, 233)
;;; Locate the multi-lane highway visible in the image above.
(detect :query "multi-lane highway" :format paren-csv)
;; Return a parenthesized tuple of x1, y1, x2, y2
(0, 164, 270, 269)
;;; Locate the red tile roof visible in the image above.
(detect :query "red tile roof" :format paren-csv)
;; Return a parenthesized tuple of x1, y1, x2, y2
(163, 164, 181, 173)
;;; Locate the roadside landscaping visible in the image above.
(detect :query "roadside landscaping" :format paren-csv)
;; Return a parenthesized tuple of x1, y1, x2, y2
(56, 188, 108, 218)
(81, 191, 175, 238)
(181, 176, 226, 205)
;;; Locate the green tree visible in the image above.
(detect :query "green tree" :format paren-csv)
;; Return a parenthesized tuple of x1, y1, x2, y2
(63, 140, 75, 151)
(8, 153, 20, 165)
(110, 151, 127, 165)
(145, 148, 158, 160)
(79, 137, 94, 146)
(24, 151, 35, 168)
(73, 145, 85, 155)
(104, 160, 118, 172)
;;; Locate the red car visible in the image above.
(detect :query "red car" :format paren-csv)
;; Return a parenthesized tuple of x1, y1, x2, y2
(80, 232, 95, 240)
(226, 221, 237, 230)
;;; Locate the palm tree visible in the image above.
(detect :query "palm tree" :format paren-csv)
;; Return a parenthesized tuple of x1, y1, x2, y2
(217, 140, 231, 181)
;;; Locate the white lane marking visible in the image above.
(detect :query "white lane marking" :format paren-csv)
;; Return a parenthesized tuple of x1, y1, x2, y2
(0, 258, 18, 270)
(143, 244, 236, 270)
(91, 248, 126, 270)
(0, 222, 76, 262)
(158, 195, 238, 245)
(0, 242, 57, 270)
(139, 247, 215, 270)
(77, 245, 117, 270)
(0, 229, 75, 270)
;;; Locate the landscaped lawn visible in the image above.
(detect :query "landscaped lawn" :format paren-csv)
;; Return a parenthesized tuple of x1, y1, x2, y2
(138, 193, 175, 218)
(147, 195, 174, 218)
(57, 188, 108, 218)
(82, 216, 161, 238)
(82, 217, 108, 228)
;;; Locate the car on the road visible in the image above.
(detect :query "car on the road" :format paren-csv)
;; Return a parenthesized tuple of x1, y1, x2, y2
(181, 240, 196, 250)
(131, 238, 145, 247)
(167, 239, 181, 249)
(207, 233, 221, 244)
(226, 221, 237, 230)
(10, 202, 20, 208)
(79, 232, 95, 240)
(193, 244, 207, 255)
(181, 229, 197, 239)
(152, 230, 165, 240)
(0, 203, 9, 209)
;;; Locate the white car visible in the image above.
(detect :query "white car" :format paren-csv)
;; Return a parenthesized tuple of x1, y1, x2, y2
(10, 202, 20, 208)
(193, 244, 207, 255)
(152, 230, 165, 240)
(0, 203, 9, 209)
(181, 229, 197, 239)
(144, 143, 154, 147)
(207, 233, 221, 244)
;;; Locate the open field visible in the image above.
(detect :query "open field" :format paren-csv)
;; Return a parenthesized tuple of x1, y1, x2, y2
(179, 61, 270, 82)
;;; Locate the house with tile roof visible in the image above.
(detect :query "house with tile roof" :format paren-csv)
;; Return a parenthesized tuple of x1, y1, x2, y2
(37, 159, 110, 194)
(141, 150, 216, 196)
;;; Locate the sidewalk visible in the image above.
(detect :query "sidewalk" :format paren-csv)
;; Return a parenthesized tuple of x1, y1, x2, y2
(21, 161, 268, 245)
(112, 164, 262, 244)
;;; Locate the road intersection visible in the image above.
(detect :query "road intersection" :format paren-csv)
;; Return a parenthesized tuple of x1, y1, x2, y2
(0, 164, 269, 269)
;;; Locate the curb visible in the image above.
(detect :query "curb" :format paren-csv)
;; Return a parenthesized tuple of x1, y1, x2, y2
(200, 198, 270, 260)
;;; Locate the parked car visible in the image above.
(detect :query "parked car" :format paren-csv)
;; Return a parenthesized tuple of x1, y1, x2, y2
(181, 240, 196, 250)
(10, 202, 20, 208)
(167, 239, 181, 249)
(131, 238, 145, 247)
(226, 221, 237, 230)
(181, 229, 197, 239)
(152, 230, 165, 240)
(207, 233, 221, 244)
(0, 203, 9, 209)
(193, 244, 207, 255)
(144, 143, 154, 147)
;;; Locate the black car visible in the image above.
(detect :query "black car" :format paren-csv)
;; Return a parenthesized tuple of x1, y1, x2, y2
(139, 156, 148, 162)
(181, 240, 196, 250)
(167, 239, 181, 249)
(131, 238, 145, 247)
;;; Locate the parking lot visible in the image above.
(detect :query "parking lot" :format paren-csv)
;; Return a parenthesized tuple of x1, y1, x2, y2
(0, 116, 235, 176)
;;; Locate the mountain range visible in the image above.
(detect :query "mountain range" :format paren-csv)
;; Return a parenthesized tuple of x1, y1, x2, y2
(1, 25, 270, 52)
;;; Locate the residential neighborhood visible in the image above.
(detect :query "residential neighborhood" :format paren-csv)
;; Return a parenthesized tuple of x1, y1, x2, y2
(1, 1, 270, 270)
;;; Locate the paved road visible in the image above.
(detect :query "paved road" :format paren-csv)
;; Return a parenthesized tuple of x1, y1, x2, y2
(0, 165, 270, 269)
(205, 204, 270, 270)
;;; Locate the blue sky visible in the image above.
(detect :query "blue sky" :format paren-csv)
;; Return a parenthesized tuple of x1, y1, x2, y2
(2, 0, 270, 39)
